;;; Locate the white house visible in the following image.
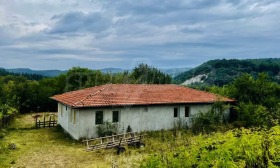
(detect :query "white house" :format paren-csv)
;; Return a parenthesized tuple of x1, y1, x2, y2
(51, 84, 234, 140)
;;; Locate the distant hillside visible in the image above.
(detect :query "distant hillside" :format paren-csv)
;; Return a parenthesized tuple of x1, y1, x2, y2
(0, 68, 45, 80)
(5, 67, 191, 77)
(99, 68, 125, 74)
(6, 68, 125, 76)
(174, 58, 280, 86)
(0, 68, 11, 76)
(160, 67, 191, 77)
(6, 68, 66, 77)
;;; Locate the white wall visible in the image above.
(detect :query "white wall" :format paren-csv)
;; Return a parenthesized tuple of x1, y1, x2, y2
(57, 103, 80, 139)
(58, 103, 230, 140)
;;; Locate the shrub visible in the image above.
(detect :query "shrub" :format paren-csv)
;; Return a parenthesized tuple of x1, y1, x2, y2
(172, 118, 188, 130)
(0, 104, 17, 129)
(191, 111, 218, 134)
(236, 102, 280, 128)
(96, 121, 119, 137)
(126, 125, 133, 133)
(190, 101, 229, 134)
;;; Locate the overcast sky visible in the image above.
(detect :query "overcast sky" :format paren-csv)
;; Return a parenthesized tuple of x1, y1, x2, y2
(0, 0, 279, 70)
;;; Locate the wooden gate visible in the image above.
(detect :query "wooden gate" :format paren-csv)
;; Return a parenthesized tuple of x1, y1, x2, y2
(35, 116, 57, 128)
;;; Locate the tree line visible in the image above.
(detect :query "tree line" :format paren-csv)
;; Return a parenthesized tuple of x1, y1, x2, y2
(0, 64, 172, 115)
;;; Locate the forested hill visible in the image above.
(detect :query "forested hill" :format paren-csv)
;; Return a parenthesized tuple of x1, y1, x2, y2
(5, 68, 66, 77)
(5, 67, 190, 77)
(174, 58, 280, 86)
(0, 68, 44, 80)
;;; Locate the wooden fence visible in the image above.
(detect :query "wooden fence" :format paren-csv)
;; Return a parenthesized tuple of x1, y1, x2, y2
(35, 116, 57, 128)
(83, 132, 145, 151)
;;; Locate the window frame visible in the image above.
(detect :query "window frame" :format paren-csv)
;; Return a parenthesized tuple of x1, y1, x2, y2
(95, 111, 103, 125)
(185, 106, 190, 117)
(143, 106, 148, 112)
(112, 111, 119, 123)
(174, 107, 179, 118)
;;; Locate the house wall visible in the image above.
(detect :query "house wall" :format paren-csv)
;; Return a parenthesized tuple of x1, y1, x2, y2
(58, 103, 230, 140)
(57, 103, 80, 139)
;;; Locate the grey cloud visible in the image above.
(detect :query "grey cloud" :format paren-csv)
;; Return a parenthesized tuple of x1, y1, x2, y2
(49, 12, 112, 35)
(104, 0, 221, 15)
(0, 0, 280, 70)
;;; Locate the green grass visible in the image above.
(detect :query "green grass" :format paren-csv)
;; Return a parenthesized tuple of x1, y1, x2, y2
(3, 114, 280, 168)
(0, 114, 148, 168)
(9, 112, 57, 129)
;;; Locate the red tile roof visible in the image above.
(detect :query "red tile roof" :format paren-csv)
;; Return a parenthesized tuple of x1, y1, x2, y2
(50, 84, 235, 108)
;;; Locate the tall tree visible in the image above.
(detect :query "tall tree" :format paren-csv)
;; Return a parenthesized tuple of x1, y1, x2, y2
(132, 64, 172, 84)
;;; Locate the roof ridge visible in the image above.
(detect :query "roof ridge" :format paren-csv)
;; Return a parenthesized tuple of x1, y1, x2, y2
(73, 84, 112, 106)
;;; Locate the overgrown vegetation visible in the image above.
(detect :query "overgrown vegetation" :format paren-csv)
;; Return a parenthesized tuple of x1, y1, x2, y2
(209, 73, 280, 128)
(190, 101, 230, 134)
(141, 127, 280, 168)
(3, 114, 280, 168)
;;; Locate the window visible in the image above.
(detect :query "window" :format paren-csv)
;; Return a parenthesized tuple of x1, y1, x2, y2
(70, 109, 77, 124)
(185, 106, 190, 117)
(143, 106, 148, 112)
(95, 111, 103, 125)
(66, 106, 68, 111)
(113, 111, 119, 123)
(174, 108, 179, 118)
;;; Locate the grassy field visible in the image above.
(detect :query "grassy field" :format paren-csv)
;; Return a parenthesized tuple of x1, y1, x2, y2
(2, 114, 280, 168)
(0, 114, 147, 168)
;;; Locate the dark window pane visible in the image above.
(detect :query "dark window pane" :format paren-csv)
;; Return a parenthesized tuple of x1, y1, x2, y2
(95, 111, 103, 125)
(174, 108, 178, 118)
(185, 106, 190, 117)
(113, 111, 119, 123)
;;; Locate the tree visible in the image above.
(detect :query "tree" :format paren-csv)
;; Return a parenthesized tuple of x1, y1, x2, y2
(131, 64, 172, 84)
(209, 73, 280, 127)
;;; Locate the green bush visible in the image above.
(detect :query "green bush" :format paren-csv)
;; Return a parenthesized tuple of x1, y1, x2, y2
(96, 121, 119, 137)
(0, 104, 17, 129)
(191, 101, 229, 134)
(236, 103, 280, 128)
(172, 118, 188, 130)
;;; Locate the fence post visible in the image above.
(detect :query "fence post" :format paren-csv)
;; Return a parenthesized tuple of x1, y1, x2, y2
(49, 116, 51, 128)
(43, 117, 45, 128)
(34, 115, 58, 129)
(35, 117, 37, 128)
